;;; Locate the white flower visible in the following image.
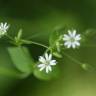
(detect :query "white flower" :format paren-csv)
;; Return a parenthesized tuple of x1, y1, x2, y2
(38, 53, 57, 73)
(0, 22, 9, 37)
(63, 30, 81, 49)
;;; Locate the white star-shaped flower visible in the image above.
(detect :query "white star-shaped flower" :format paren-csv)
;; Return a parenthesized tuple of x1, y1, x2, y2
(38, 53, 57, 73)
(0, 22, 10, 37)
(63, 30, 81, 49)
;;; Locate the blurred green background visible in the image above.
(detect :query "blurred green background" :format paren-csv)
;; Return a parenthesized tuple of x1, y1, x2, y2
(0, 0, 96, 96)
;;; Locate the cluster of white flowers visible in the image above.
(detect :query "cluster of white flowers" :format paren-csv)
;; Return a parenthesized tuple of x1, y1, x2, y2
(0, 23, 82, 74)
(0, 22, 9, 37)
(38, 29, 81, 73)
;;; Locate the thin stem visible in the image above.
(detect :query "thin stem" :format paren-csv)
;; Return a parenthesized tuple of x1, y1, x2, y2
(63, 52, 83, 65)
(44, 47, 52, 54)
(21, 39, 49, 49)
(31, 42, 52, 56)
(31, 41, 49, 49)
(5, 34, 14, 41)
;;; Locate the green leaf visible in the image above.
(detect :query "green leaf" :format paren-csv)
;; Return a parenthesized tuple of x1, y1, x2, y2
(14, 29, 23, 46)
(17, 29, 23, 40)
(7, 47, 34, 73)
(53, 52, 62, 58)
(33, 65, 60, 80)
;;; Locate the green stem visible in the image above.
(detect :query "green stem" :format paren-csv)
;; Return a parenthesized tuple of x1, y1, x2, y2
(21, 39, 49, 49)
(63, 53, 83, 65)
(44, 47, 52, 54)
(5, 34, 14, 41)
(31, 41, 49, 49)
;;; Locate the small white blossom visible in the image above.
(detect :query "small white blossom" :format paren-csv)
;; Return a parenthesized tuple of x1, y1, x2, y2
(0, 22, 9, 37)
(63, 30, 81, 49)
(38, 53, 57, 73)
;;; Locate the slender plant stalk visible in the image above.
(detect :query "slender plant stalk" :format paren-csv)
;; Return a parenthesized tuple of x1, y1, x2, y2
(5, 34, 14, 41)
(30, 41, 49, 49)
(63, 52, 83, 65)
(21, 39, 49, 49)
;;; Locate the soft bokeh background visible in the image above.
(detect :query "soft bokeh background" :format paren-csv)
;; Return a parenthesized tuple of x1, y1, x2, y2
(0, 0, 96, 96)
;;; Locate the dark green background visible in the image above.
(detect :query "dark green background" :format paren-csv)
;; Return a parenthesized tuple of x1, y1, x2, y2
(0, 0, 96, 96)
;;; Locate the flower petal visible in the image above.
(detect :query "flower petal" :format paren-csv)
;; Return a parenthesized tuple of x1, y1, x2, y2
(39, 56, 46, 63)
(68, 30, 73, 37)
(67, 42, 72, 48)
(63, 34, 70, 40)
(1, 23, 3, 27)
(48, 66, 52, 71)
(74, 41, 80, 46)
(37, 64, 45, 68)
(39, 66, 45, 71)
(64, 41, 70, 46)
(72, 43, 76, 48)
(4, 23, 7, 28)
(45, 53, 49, 60)
(64, 41, 72, 48)
(75, 34, 81, 40)
(72, 30, 76, 37)
(46, 66, 49, 73)
(48, 54, 52, 60)
(50, 60, 57, 65)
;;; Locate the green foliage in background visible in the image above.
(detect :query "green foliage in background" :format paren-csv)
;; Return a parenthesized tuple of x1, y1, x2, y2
(0, 0, 96, 96)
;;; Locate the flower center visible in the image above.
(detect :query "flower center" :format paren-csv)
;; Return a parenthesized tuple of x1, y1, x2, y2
(45, 60, 50, 65)
(70, 37, 75, 42)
